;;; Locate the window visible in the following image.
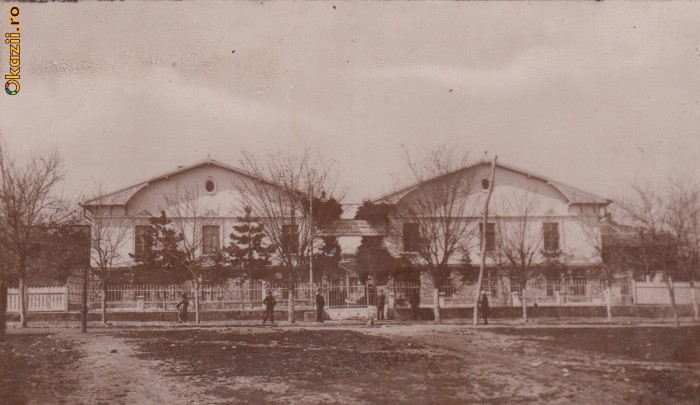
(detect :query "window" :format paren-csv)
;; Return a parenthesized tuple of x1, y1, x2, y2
(205, 180, 215, 193)
(402, 223, 420, 252)
(282, 224, 299, 254)
(479, 223, 495, 252)
(202, 225, 220, 254)
(134, 225, 151, 258)
(543, 222, 560, 252)
(484, 269, 499, 297)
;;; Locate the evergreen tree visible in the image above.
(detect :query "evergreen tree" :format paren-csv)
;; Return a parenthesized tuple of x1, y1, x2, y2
(130, 212, 188, 284)
(313, 236, 342, 281)
(225, 206, 274, 279)
(308, 197, 343, 281)
(355, 200, 397, 284)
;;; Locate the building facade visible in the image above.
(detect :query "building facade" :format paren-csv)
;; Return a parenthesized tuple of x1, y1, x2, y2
(82, 158, 618, 306)
(374, 160, 614, 306)
(81, 159, 293, 277)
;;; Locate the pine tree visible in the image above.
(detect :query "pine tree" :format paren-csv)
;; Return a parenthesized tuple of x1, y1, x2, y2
(130, 211, 189, 283)
(225, 206, 274, 279)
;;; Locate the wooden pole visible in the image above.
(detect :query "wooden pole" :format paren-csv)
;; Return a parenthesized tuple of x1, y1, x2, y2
(81, 265, 88, 333)
(474, 156, 497, 325)
(309, 185, 314, 292)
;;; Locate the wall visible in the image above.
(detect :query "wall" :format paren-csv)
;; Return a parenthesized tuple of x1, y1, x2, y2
(393, 304, 700, 321)
(385, 164, 603, 267)
(94, 165, 282, 266)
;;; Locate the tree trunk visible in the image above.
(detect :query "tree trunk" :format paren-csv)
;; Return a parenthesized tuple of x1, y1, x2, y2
(605, 282, 613, 321)
(18, 276, 27, 328)
(288, 286, 295, 323)
(194, 277, 201, 324)
(664, 275, 680, 328)
(0, 280, 7, 342)
(522, 295, 528, 322)
(101, 283, 108, 326)
(81, 266, 88, 333)
(433, 287, 441, 323)
(689, 278, 699, 321)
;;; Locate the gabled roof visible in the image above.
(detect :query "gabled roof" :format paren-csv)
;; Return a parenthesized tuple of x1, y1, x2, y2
(373, 160, 612, 206)
(81, 158, 280, 207)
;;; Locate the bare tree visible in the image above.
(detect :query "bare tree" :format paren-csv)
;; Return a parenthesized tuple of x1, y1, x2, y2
(578, 211, 626, 321)
(239, 149, 341, 323)
(0, 146, 64, 328)
(0, 231, 16, 341)
(620, 184, 682, 327)
(494, 190, 543, 321)
(387, 146, 480, 322)
(664, 180, 700, 320)
(81, 186, 131, 325)
(162, 185, 224, 324)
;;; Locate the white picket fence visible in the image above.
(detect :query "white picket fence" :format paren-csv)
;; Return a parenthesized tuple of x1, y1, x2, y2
(634, 282, 700, 305)
(7, 286, 68, 313)
(5, 280, 700, 313)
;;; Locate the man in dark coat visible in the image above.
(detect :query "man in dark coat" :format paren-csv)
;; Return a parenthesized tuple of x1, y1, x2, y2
(376, 290, 386, 321)
(409, 291, 420, 320)
(262, 290, 277, 324)
(315, 289, 325, 323)
(479, 291, 490, 325)
(176, 293, 189, 323)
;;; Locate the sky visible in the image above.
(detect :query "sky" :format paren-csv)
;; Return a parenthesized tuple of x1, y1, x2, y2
(1, 1, 699, 206)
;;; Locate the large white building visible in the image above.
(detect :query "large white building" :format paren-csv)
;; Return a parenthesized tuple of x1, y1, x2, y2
(82, 158, 614, 305)
(81, 159, 287, 271)
(374, 160, 613, 305)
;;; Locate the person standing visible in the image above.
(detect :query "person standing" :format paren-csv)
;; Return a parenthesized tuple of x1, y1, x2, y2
(176, 292, 189, 323)
(409, 291, 420, 320)
(262, 290, 277, 325)
(315, 289, 325, 323)
(376, 290, 386, 321)
(479, 291, 490, 325)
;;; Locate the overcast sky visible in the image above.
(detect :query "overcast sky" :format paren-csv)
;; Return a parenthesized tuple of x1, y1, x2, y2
(1, 2, 699, 205)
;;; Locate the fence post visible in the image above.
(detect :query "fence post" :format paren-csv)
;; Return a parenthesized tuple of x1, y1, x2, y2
(632, 279, 637, 304)
(64, 283, 70, 312)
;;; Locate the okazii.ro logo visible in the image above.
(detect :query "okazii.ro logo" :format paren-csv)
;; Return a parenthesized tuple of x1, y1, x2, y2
(5, 6, 21, 95)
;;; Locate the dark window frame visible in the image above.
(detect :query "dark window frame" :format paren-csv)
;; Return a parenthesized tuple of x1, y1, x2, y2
(134, 225, 151, 259)
(282, 224, 300, 254)
(202, 225, 220, 255)
(543, 222, 560, 252)
(479, 222, 496, 252)
(402, 223, 420, 253)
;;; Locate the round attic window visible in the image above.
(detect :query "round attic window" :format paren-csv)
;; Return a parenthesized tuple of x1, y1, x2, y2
(481, 178, 490, 190)
(205, 178, 216, 194)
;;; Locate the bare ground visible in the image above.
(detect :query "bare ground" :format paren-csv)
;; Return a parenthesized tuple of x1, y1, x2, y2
(1, 321, 699, 404)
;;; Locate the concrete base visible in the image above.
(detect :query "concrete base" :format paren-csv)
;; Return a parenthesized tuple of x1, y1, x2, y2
(326, 307, 372, 320)
(393, 304, 700, 321)
(7, 304, 698, 323)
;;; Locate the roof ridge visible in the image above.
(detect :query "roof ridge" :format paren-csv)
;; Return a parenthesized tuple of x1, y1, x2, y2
(81, 158, 284, 206)
(373, 159, 610, 205)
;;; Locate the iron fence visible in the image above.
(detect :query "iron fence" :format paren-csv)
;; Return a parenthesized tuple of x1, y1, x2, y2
(8, 277, 645, 313)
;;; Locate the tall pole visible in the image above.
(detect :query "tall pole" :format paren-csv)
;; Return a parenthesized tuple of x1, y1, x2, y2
(81, 265, 88, 333)
(309, 185, 314, 294)
(474, 156, 497, 325)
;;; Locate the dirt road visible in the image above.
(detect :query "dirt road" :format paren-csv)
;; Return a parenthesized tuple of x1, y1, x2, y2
(3, 321, 699, 404)
(58, 328, 201, 405)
